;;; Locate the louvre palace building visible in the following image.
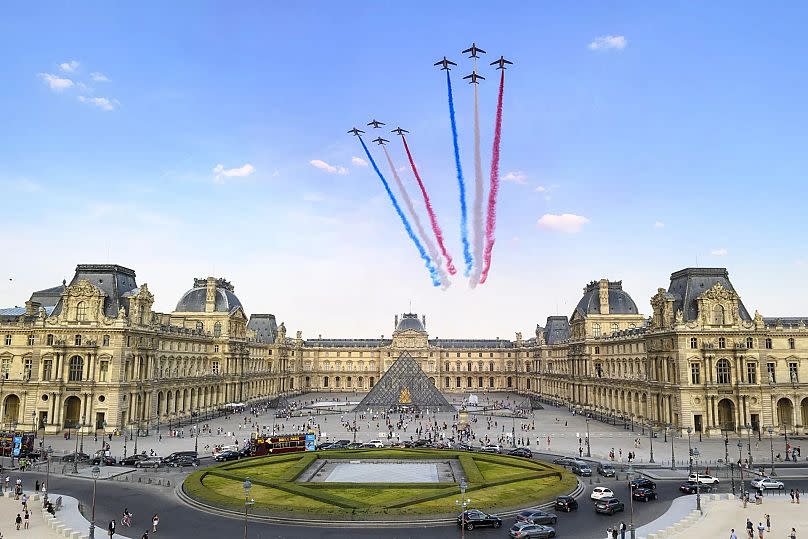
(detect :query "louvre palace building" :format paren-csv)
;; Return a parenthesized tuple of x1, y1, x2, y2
(0, 263, 806, 439)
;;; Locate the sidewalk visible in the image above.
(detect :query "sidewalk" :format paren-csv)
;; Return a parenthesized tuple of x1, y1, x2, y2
(664, 496, 807, 538)
(0, 490, 60, 537)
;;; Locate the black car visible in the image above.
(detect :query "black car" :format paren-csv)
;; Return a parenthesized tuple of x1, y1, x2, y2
(120, 454, 148, 466)
(595, 498, 625, 515)
(571, 462, 592, 477)
(597, 463, 616, 477)
(164, 451, 199, 465)
(515, 509, 558, 525)
(169, 455, 200, 467)
(238, 447, 252, 458)
(554, 495, 578, 512)
(632, 487, 657, 501)
(629, 478, 656, 490)
(214, 450, 241, 462)
(679, 481, 713, 494)
(552, 457, 577, 467)
(91, 455, 117, 466)
(61, 452, 91, 463)
(457, 509, 502, 531)
(508, 448, 534, 459)
(333, 440, 351, 448)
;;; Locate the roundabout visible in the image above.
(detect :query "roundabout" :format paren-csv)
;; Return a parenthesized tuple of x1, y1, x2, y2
(182, 448, 577, 520)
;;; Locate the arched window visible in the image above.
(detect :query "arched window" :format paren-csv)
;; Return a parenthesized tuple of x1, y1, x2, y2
(593, 323, 601, 338)
(716, 359, 731, 384)
(213, 322, 221, 337)
(713, 305, 725, 325)
(611, 323, 619, 334)
(68, 355, 84, 381)
(76, 301, 88, 321)
(489, 361, 494, 372)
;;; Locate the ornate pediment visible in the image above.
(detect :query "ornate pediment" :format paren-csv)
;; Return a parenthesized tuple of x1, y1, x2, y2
(699, 282, 737, 302)
(696, 283, 741, 327)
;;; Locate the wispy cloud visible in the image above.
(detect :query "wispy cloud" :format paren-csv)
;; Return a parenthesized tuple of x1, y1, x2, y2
(710, 248, 728, 256)
(90, 72, 110, 82)
(351, 157, 368, 167)
(78, 96, 118, 111)
(59, 60, 80, 73)
(537, 213, 590, 234)
(310, 159, 348, 175)
(534, 185, 547, 193)
(653, 221, 665, 229)
(213, 163, 256, 183)
(588, 35, 627, 51)
(502, 171, 527, 184)
(38, 73, 74, 91)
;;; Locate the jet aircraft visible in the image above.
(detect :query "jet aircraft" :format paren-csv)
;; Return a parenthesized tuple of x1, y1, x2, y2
(463, 71, 485, 84)
(391, 127, 409, 136)
(490, 56, 513, 70)
(347, 127, 365, 136)
(372, 137, 389, 145)
(462, 42, 486, 58)
(367, 119, 385, 128)
(433, 56, 457, 70)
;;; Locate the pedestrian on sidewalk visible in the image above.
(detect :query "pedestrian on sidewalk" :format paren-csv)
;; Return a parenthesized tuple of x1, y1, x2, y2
(790, 489, 795, 503)
(765, 514, 770, 532)
(15, 513, 21, 530)
(34, 480, 39, 493)
(797, 490, 801, 504)
(788, 528, 796, 539)
(23, 510, 29, 529)
(108, 519, 116, 538)
(141, 531, 149, 539)
(729, 529, 737, 539)
(152, 513, 159, 532)
(756, 522, 764, 538)
(745, 518, 753, 538)
(619, 521, 626, 539)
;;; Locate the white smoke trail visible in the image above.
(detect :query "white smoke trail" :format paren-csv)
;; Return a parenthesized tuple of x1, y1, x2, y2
(469, 60, 484, 289)
(382, 145, 451, 289)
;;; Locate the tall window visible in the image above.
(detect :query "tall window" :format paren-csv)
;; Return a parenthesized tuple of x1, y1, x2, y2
(489, 361, 494, 372)
(212, 361, 220, 375)
(27, 334, 35, 346)
(455, 377, 461, 388)
(747, 337, 754, 349)
(765, 338, 772, 349)
(594, 346, 600, 354)
(3, 335, 10, 346)
(719, 337, 726, 349)
(42, 359, 52, 381)
(746, 362, 757, 384)
(444, 361, 449, 371)
(716, 359, 731, 384)
(0, 358, 9, 375)
(611, 323, 619, 334)
(489, 377, 494, 388)
(713, 305, 725, 325)
(466, 377, 472, 388)
(789, 338, 795, 350)
(593, 323, 601, 338)
(99, 361, 109, 382)
(690, 363, 701, 384)
(102, 335, 110, 347)
(68, 355, 83, 381)
(74, 334, 82, 346)
(213, 322, 222, 337)
(789, 362, 799, 383)
(507, 376, 513, 388)
(466, 361, 472, 372)
(767, 362, 776, 383)
(444, 377, 450, 388)
(76, 301, 88, 321)
(24, 358, 32, 379)
(323, 376, 329, 388)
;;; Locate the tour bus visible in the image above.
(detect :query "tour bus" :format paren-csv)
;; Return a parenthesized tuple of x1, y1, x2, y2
(249, 434, 310, 456)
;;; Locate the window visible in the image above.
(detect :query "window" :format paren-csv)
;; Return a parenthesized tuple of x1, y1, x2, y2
(444, 377, 450, 388)
(214, 345, 219, 353)
(212, 361, 220, 375)
(767, 363, 776, 383)
(99, 361, 109, 382)
(507, 376, 513, 388)
(456, 377, 461, 388)
(46, 334, 54, 346)
(467, 361, 472, 372)
(489, 361, 494, 372)
(102, 335, 110, 347)
(593, 323, 601, 338)
(789, 362, 799, 383)
(747, 337, 754, 349)
(478, 376, 483, 387)
(68, 355, 83, 381)
(126, 336, 130, 347)
(27, 334, 35, 346)
(74, 334, 82, 346)
(489, 377, 494, 388)
(24, 358, 32, 379)
(466, 377, 472, 388)
(690, 338, 698, 349)
(789, 338, 795, 350)
(213, 322, 222, 337)
(716, 359, 731, 384)
(456, 352, 460, 358)
(42, 359, 52, 381)
(611, 323, 619, 334)
(719, 337, 726, 349)
(712, 305, 725, 325)
(690, 363, 701, 385)
(323, 376, 329, 388)
(3, 335, 10, 346)
(765, 338, 772, 349)
(594, 346, 600, 355)
(746, 363, 757, 384)
(76, 301, 88, 321)
(595, 363, 603, 378)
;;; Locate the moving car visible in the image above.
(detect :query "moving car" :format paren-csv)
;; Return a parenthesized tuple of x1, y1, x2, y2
(61, 452, 91, 463)
(456, 509, 502, 530)
(509, 522, 556, 538)
(91, 455, 117, 466)
(120, 454, 148, 467)
(597, 463, 616, 477)
(480, 444, 501, 454)
(590, 487, 614, 501)
(168, 455, 199, 467)
(679, 481, 713, 494)
(629, 478, 657, 490)
(571, 462, 592, 477)
(366, 440, 385, 448)
(135, 456, 164, 468)
(508, 447, 533, 459)
(214, 450, 241, 462)
(164, 451, 198, 465)
(632, 487, 657, 501)
(552, 457, 577, 467)
(515, 509, 558, 525)
(688, 473, 720, 485)
(750, 477, 785, 490)
(554, 496, 578, 512)
(594, 498, 625, 515)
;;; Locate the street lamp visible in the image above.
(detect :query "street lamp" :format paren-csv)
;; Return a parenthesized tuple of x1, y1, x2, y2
(456, 479, 470, 539)
(686, 427, 693, 475)
(723, 431, 729, 464)
(648, 423, 655, 463)
(669, 424, 676, 470)
(44, 447, 53, 505)
(585, 417, 591, 457)
(73, 422, 81, 474)
(627, 465, 636, 539)
(744, 424, 753, 466)
(737, 440, 744, 497)
(90, 465, 100, 539)
(768, 426, 776, 476)
(243, 478, 253, 539)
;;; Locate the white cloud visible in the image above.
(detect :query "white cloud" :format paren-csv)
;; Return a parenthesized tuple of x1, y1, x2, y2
(59, 60, 80, 73)
(537, 213, 590, 234)
(653, 221, 665, 229)
(502, 171, 527, 184)
(710, 248, 728, 257)
(310, 159, 348, 175)
(38, 73, 74, 91)
(351, 157, 368, 167)
(78, 96, 118, 111)
(534, 185, 547, 193)
(303, 192, 325, 202)
(588, 35, 627, 51)
(90, 72, 110, 82)
(212, 163, 256, 183)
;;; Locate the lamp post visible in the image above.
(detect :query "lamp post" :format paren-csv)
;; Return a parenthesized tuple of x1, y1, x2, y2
(669, 424, 676, 470)
(737, 440, 744, 496)
(627, 465, 636, 539)
(686, 427, 693, 475)
(89, 465, 100, 539)
(44, 447, 53, 506)
(73, 422, 80, 474)
(723, 431, 729, 464)
(133, 422, 139, 456)
(456, 479, 470, 539)
(730, 462, 736, 496)
(744, 424, 753, 465)
(768, 426, 776, 476)
(783, 423, 790, 461)
(664, 425, 668, 443)
(649, 423, 655, 463)
(585, 417, 591, 457)
(243, 478, 253, 539)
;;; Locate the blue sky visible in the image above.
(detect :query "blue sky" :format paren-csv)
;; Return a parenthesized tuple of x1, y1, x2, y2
(2, 2, 807, 337)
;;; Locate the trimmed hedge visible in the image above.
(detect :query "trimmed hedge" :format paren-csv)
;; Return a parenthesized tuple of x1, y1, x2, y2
(458, 454, 484, 483)
(279, 453, 318, 482)
(303, 481, 455, 490)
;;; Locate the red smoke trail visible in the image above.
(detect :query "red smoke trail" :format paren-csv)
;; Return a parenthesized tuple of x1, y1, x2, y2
(401, 136, 457, 276)
(479, 69, 505, 285)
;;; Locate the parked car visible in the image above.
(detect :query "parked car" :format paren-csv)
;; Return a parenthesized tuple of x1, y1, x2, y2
(571, 462, 592, 477)
(238, 447, 252, 458)
(61, 452, 90, 463)
(590, 487, 614, 501)
(508, 448, 533, 459)
(164, 451, 198, 465)
(168, 455, 199, 467)
(457, 442, 475, 452)
(135, 457, 164, 468)
(679, 481, 713, 494)
(457, 509, 502, 530)
(346, 442, 364, 449)
(333, 440, 351, 449)
(597, 463, 616, 477)
(515, 509, 558, 525)
(509, 522, 556, 538)
(554, 496, 578, 512)
(317, 443, 338, 451)
(120, 454, 148, 466)
(366, 440, 385, 448)
(750, 477, 785, 490)
(480, 444, 501, 454)
(91, 455, 117, 466)
(688, 473, 720, 485)
(629, 478, 657, 490)
(594, 498, 625, 515)
(214, 450, 241, 462)
(632, 487, 657, 501)
(552, 457, 577, 467)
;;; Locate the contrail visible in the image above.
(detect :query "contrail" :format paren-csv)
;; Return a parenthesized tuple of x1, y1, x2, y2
(401, 134, 457, 276)
(382, 144, 450, 289)
(446, 70, 472, 277)
(469, 63, 484, 288)
(357, 136, 441, 287)
(479, 69, 505, 285)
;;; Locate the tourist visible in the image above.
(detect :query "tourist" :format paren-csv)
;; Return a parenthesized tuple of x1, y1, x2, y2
(797, 490, 801, 504)
(108, 519, 116, 538)
(152, 513, 159, 532)
(745, 518, 753, 538)
(765, 514, 770, 532)
(756, 522, 765, 539)
(788, 528, 796, 539)
(141, 531, 149, 539)
(23, 509, 29, 529)
(729, 529, 737, 539)
(790, 489, 795, 503)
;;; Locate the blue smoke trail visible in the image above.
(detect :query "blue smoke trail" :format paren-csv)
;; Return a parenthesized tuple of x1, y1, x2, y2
(447, 70, 473, 277)
(358, 136, 441, 287)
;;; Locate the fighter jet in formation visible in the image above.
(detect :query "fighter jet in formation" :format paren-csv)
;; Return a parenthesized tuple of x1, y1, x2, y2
(372, 137, 389, 145)
(391, 127, 409, 136)
(347, 127, 365, 136)
(490, 56, 513, 70)
(367, 119, 385, 128)
(462, 42, 486, 58)
(463, 71, 486, 84)
(433, 56, 457, 71)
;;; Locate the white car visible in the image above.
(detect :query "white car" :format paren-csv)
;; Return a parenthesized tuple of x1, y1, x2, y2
(480, 444, 501, 454)
(751, 477, 784, 490)
(688, 473, 720, 485)
(590, 487, 615, 501)
(366, 440, 385, 448)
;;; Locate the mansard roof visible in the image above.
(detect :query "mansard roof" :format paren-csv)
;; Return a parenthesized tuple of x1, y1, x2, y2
(667, 268, 751, 322)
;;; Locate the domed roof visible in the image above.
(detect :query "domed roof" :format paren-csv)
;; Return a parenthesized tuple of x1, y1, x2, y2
(175, 278, 243, 313)
(395, 313, 426, 333)
(575, 280, 638, 316)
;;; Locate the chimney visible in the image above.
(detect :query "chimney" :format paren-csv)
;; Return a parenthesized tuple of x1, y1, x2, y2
(205, 277, 217, 313)
(395, 315, 399, 328)
(422, 315, 426, 327)
(25, 301, 41, 316)
(599, 279, 610, 315)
